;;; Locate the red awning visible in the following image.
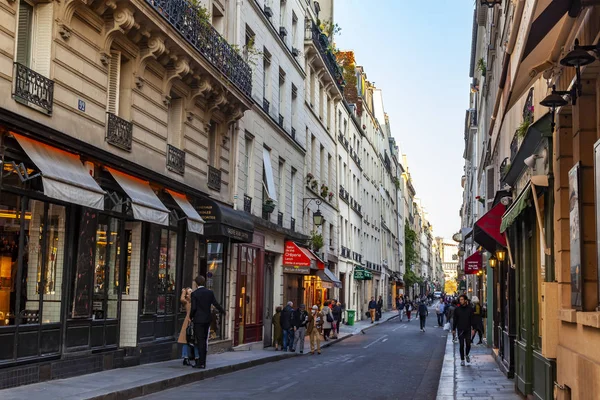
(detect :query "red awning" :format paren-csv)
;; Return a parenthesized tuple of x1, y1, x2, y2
(474, 203, 507, 253)
(464, 251, 482, 275)
(283, 241, 325, 270)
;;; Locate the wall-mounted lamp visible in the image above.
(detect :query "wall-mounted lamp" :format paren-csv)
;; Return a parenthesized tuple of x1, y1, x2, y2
(495, 249, 506, 262)
(489, 257, 497, 268)
(303, 198, 324, 227)
(540, 85, 575, 133)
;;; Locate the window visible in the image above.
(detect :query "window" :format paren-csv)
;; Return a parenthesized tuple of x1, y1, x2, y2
(310, 68, 316, 106)
(291, 168, 297, 219)
(167, 92, 184, 148)
(243, 135, 254, 195)
(328, 153, 333, 192)
(212, 3, 225, 35)
(279, 0, 286, 29)
(244, 25, 255, 64)
(291, 83, 297, 131)
(262, 147, 277, 202)
(326, 96, 331, 129)
(263, 50, 272, 105)
(278, 159, 285, 209)
(320, 145, 325, 185)
(311, 135, 316, 174)
(291, 12, 298, 48)
(278, 68, 285, 123)
(208, 121, 218, 167)
(15, 0, 52, 76)
(197, 241, 226, 341)
(143, 227, 177, 315)
(329, 223, 334, 247)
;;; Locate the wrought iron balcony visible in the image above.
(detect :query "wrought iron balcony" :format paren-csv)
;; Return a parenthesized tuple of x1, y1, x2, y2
(277, 212, 283, 227)
(510, 134, 519, 162)
(290, 217, 296, 231)
(278, 114, 284, 127)
(12, 62, 54, 115)
(243, 195, 252, 213)
(263, 98, 270, 113)
(291, 127, 296, 140)
(166, 144, 185, 175)
(339, 186, 349, 203)
(106, 112, 133, 151)
(207, 165, 221, 191)
(308, 23, 344, 91)
(145, 0, 252, 97)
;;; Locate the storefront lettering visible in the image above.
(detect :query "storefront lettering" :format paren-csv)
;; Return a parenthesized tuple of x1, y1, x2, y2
(283, 265, 310, 274)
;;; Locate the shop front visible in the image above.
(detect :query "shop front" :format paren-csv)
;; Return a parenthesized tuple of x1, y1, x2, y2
(281, 241, 325, 308)
(353, 266, 372, 319)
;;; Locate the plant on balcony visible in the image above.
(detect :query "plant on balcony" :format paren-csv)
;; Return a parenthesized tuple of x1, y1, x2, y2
(320, 184, 329, 198)
(475, 196, 486, 204)
(306, 173, 314, 184)
(328, 191, 334, 201)
(190, 0, 211, 25)
(477, 58, 486, 76)
(262, 198, 276, 214)
(232, 36, 263, 67)
(516, 119, 530, 139)
(310, 179, 319, 190)
(310, 231, 324, 252)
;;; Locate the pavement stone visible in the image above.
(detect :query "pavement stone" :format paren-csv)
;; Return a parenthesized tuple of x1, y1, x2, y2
(0, 311, 398, 400)
(435, 333, 523, 400)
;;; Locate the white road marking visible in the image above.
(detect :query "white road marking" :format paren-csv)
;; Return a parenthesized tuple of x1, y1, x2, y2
(363, 335, 388, 349)
(382, 338, 388, 343)
(272, 381, 298, 393)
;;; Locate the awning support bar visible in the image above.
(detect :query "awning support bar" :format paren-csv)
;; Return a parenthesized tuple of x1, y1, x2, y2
(531, 184, 551, 255)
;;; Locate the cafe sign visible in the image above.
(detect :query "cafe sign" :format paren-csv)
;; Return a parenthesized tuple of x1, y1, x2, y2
(283, 265, 310, 275)
(283, 241, 313, 274)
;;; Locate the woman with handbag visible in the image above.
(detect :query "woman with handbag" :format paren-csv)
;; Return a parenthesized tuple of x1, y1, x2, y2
(321, 300, 334, 340)
(178, 287, 198, 366)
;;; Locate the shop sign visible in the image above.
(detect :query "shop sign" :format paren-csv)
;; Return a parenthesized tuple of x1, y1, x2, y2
(283, 265, 310, 274)
(354, 268, 372, 280)
(464, 251, 482, 275)
(283, 241, 311, 267)
(321, 281, 334, 289)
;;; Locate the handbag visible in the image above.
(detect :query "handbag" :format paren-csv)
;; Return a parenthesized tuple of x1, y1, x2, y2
(186, 323, 195, 343)
(326, 312, 334, 323)
(443, 322, 451, 331)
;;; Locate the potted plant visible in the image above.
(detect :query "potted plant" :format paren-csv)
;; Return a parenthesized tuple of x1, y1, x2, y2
(320, 184, 329, 198)
(477, 58, 486, 76)
(328, 191, 334, 201)
(475, 196, 485, 205)
(311, 179, 318, 190)
(262, 198, 276, 213)
(310, 231, 324, 252)
(516, 119, 530, 139)
(306, 172, 314, 184)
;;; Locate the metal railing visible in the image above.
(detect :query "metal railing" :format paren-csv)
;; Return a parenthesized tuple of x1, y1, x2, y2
(308, 23, 344, 91)
(290, 217, 296, 231)
(166, 144, 185, 175)
(145, 0, 252, 97)
(243, 195, 252, 213)
(277, 212, 283, 226)
(106, 112, 133, 151)
(208, 165, 221, 191)
(12, 62, 54, 114)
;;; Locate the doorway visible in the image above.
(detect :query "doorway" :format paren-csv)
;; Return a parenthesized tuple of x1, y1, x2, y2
(263, 253, 275, 347)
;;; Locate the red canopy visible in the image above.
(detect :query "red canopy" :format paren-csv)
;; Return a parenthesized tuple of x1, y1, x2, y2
(283, 241, 312, 266)
(464, 251, 482, 275)
(474, 203, 507, 253)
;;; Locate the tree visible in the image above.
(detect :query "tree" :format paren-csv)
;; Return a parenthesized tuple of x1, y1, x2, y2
(404, 222, 418, 268)
(444, 279, 458, 295)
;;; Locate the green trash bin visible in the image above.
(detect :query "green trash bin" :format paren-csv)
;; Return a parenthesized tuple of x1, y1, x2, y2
(346, 310, 356, 326)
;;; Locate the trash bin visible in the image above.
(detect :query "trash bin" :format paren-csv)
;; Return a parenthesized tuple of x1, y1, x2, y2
(346, 310, 356, 326)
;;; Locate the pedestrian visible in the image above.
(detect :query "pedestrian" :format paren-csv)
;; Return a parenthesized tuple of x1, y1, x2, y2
(376, 295, 384, 321)
(273, 306, 283, 351)
(405, 299, 413, 322)
(368, 296, 377, 323)
(397, 297, 405, 322)
(418, 300, 428, 332)
(321, 300, 334, 340)
(178, 287, 198, 366)
(436, 300, 445, 327)
(308, 305, 322, 355)
(332, 301, 342, 338)
(190, 275, 226, 369)
(453, 294, 474, 366)
(292, 304, 309, 354)
(471, 296, 484, 345)
(280, 301, 294, 351)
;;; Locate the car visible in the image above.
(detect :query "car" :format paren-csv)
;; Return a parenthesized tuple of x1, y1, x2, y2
(434, 291, 442, 299)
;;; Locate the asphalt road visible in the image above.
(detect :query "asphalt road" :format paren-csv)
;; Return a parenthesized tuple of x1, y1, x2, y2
(141, 310, 447, 400)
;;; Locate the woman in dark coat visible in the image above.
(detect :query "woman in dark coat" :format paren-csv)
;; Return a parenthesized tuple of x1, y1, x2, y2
(471, 296, 484, 345)
(273, 306, 283, 350)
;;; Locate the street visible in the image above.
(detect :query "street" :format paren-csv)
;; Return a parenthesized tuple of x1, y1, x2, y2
(141, 314, 447, 400)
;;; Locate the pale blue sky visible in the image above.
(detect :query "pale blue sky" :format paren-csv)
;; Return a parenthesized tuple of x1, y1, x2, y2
(334, 0, 473, 239)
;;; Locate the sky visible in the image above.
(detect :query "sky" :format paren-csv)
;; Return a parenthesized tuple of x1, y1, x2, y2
(334, 0, 473, 239)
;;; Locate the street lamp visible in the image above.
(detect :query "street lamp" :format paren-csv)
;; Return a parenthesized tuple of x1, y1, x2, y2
(489, 257, 497, 268)
(303, 198, 324, 227)
(495, 249, 506, 262)
(313, 208, 324, 227)
(540, 85, 573, 133)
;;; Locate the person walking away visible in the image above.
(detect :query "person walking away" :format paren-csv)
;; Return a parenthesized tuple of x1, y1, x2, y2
(418, 301, 428, 332)
(453, 294, 474, 366)
(292, 304, 309, 353)
(321, 300, 334, 340)
(280, 301, 294, 351)
(436, 301, 445, 327)
(446, 300, 457, 341)
(178, 287, 198, 366)
(405, 299, 413, 322)
(308, 305, 322, 355)
(272, 306, 283, 350)
(332, 301, 342, 338)
(368, 297, 377, 323)
(398, 297, 405, 322)
(190, 276, 226, 369)
(471, 296, 484, 345)
(376, 296, 384, 321)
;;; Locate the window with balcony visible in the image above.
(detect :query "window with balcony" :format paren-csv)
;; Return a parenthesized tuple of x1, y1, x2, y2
(13, 0, 54, 115)
(291, 167, 297, 222)
(291, 83, 297, 135)
(278, 158, 285, 211)
(263, 50, 272, 113)
(106, 50, 133, 151)
(279, 0, 287, 42)
(291, 12, 298, 49)
(243, 135, 254, 196)
(166, 92, 185, 174)
(207, 121, 221, 191)
(320, 145, 325, 187)
(278, 68, 285, 128)
(211, 2, 225, 36)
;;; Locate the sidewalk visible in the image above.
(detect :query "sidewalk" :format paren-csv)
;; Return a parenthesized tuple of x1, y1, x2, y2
(0, 311, 397, 400)
(436, 333, 522, 400)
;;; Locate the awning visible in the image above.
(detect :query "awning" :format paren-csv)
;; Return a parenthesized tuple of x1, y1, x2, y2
(283, 241, 319, 274)
(505, 0, 572, 112)
(500, 184, 532, 233)
(474, 203, 507, 253)
(353, 267, 373, 281)
(464, 251, 482, 275)
(166, 189, 204, 235)
(504, 113, 552, 187)
(317, 268, 342, 288)
(197, 198, 254, 243)
(13, 133, 105, 209)
(107, 168, 169, 225)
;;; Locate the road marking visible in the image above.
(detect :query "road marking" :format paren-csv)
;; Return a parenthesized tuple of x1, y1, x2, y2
(392, 325, 407, 331)
(382, 338, 388, 343)
(363, 334, 388, 349)
(272, 381, 298, 393)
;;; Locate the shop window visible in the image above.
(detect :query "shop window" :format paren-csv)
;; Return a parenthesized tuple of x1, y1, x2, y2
(157, 228, 177, 315)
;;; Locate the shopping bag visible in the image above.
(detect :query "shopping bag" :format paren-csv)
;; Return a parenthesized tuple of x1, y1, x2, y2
(443, 322, 451, 331)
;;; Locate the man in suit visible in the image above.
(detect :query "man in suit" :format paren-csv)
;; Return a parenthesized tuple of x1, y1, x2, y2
(190, 275, 226, 369)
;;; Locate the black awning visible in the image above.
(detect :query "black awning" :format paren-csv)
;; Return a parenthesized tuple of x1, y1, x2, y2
(504, 113, 552, 187)
(197, 198, 254, 243)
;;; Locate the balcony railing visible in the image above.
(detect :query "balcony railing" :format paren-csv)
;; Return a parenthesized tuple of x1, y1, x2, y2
(244, 195, 252, 213)
(291, 127, 296, 140)
(510, 134, 519, 162)
(263, 98, 270, 113)
(106, 112, 133, 151)
(166, 144, 185, 175)
(339, 186, 349, 203)
(278, 114, 284, 127)
(145, 0, 252, 97)
(12, 62, 54, 115)
(207, 165, 221, 191)
(277, 212, 283, 227)
(290, 217, 296, 231)
(308, 23, 344, 91)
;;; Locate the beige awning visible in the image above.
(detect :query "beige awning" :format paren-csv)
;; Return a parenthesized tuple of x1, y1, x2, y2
(166, 189, 204, 234)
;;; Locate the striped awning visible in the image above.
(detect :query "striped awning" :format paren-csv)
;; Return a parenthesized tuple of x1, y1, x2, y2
(500, 184, 532, 233)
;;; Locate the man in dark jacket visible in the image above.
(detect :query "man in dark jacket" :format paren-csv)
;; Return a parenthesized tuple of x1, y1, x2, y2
(190, 275, 226, 369)
(453, 295, 474, 366)
(292, 304, 309, 353)
(332, 301, 342, 337)
(376, 296, 384, 321)
(418, 301, 428, 332)
(368, 297, 377, 323)
(280, 301, 294, 351)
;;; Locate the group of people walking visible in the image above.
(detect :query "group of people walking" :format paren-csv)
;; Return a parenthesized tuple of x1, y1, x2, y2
(272, 300, 343, 355)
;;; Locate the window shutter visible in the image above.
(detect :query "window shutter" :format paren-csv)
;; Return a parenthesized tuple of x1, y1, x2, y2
(32, 2, 53, 77)
(16, 1, 33, 67)
(107, 52, 121, 114)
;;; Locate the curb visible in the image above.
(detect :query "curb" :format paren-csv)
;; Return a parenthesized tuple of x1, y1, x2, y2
(87, 315, 399, 400)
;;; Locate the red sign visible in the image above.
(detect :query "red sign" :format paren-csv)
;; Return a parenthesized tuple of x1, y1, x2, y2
(283, 241, 311, 267)
(464, 251, 482, 275)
